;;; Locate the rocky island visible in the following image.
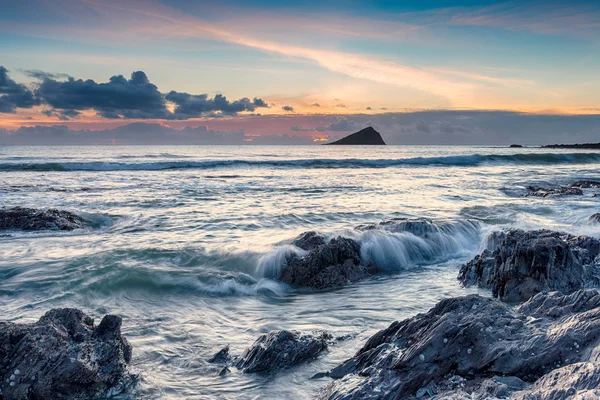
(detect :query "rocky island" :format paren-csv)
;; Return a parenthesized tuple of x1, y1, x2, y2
(326, 127, 386, 145)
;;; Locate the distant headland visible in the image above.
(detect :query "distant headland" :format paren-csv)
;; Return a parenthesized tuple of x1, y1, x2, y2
(326, 126, 386, 145)
(542, 143, 600, 149)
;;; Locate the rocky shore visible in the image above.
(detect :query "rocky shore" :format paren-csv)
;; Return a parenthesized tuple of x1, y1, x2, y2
(0, 207, 87, 231)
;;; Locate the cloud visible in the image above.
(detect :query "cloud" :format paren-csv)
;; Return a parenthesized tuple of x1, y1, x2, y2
(335, 104, 347, 108)
(366, 107, 372, 110)
(282, 105, 294, 112)
(315, 118, 363, 132)
(166, 92, 268, 118)
(0, 66, 40, 113)
(289, 124, 314, 132)
(311, 103, 321, 107)
(3, 66, 268, 120)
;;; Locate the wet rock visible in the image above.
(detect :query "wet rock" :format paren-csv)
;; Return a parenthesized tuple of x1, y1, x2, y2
(526, 186, 583, 197)
(571, 180, 600, 189)
(588, 213, 600, 224)
(354, 218, 480, 238)
(458, 229, 600, 302)
(0, 308, 133, 399)
(292, 231, 326, 251)
(320, 290, 600, 400)
(513, 362, 600, 399)
(0, 207, 86, 231)
(236, 330, 331, 373)
(280, 236, 374, 289)
(208, 345, 231, 364)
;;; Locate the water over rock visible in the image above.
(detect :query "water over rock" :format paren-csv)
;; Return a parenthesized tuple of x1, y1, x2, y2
(571, 180, 600, 188)
(526, 186, 583, 197)
(588, 213, 600, 224)
(458, 229, 600, 302)
(319, 289, 600, 400)
(235, 330, 331, 373)
(0, 207, 86, 231)
(280, 236, 375, 289)
(0, 308, 133, 400)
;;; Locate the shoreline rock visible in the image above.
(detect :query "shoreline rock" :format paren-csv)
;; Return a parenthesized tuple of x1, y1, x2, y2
(0, 207, 86, 231)
(0, 308, 133, 399)
(458, 229, 600, 302)
(320, 289, 600, 399)
(526, 186, 583, 197)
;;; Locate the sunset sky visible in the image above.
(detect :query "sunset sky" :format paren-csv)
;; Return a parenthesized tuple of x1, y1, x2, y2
(1, 0, 599, 143)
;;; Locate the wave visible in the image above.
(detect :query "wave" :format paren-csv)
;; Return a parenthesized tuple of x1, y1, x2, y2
(2, 153, 600, 171)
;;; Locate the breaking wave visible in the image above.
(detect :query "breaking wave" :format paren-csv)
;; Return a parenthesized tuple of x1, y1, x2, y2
(1, 153, 600, 171)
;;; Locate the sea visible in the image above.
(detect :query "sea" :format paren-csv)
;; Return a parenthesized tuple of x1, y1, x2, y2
(1, 145, 600, 399)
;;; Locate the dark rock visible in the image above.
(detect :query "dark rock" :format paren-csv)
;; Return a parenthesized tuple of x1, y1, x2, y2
(510, 144, 524, 148)
(326, 127, 386, 145)
(208, 345, 231, 364)
(571, 180, 600, 189)
(0, 308, 133, 399)
(292, 231, 326, 251)
(526, 186, 583, 197)
(458, 229, 600, 302)
(321, 290, 600, 400)
(513, 362, 600, 399)
(236, 330, 331, 373)
(0, 207, 86, 231)
(280, 236, 375, 289)
(543, 143, 600, 149)
(588, 213, 600, 224)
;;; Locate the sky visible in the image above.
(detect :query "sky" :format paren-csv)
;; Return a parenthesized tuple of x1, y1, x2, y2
(1, 0, 599, 144)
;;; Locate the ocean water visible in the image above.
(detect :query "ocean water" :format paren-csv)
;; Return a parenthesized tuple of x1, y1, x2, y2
(1, 145, 600, 399)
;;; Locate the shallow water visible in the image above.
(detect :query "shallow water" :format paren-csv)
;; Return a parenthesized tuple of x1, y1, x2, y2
(1, 145, 600, 399)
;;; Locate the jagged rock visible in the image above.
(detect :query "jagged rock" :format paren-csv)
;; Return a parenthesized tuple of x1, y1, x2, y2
(588, 213, 600, 224)
(208, 345, 231, 364)
(0, 308, 133, 400)
(571, 180, 600, 188)
(292, 231, 326, 251)
(236, 330, 331, 373)
(320, 290, 600, 400)
(526, 186, 583, 197)
(513, 362, 600, 399)
(280, 236, 374, 289)
(458, 229, 600, 302)
(0, 207, 86, 231)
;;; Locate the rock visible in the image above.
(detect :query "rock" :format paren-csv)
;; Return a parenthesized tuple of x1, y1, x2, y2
(280, 236, 375, 289)
(236, 330, 331, 373)
(0, 308, 133, 399)
(510, 144, 524, 148)
(292, 231, 326, 251)
(458, 229, 600, 302)
(208, 345, 231, 364)
(571, 180, 600, 188)
(588, 213, 600, 224)
(0, 207, 86, 231)
(320, 290, 600, 400)
(325, 127, 386, 145)
(513, 362, 600, 399)
(526, 186, 583, 197)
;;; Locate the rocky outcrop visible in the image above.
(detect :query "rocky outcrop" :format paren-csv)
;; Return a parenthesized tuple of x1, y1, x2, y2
(0, 308, 133, 400)
(326, 127, 386, 145)
(291, 231, 327, 251)
(320, 290, 600, 400)
(526, 186, 583, 197)
(236, 330, 330, 373)
(0, 207, 86, 231)
(458, 229, 600, 302)
(571, 180, 600, 189)
(281, 236, 375, 289)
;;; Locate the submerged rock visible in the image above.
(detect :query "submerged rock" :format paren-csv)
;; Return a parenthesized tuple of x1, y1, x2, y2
(588, 213, 600, 224)
(236, 330, 331, 373)
(0, 308, 133, 399)
(281, 236, 374, 289)
(526, 186, 583, 197)
(458, 229, 600, 302)
(320, 290, 600, 400)
(571, 180, 600, 188)
(0, 207, 86, 231)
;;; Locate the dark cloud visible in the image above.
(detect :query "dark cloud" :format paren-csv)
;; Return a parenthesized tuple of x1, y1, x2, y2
(23, 70, 71, 81)
(282, 105, 294, 112)
(0, 66, 40, 113)
(166, 92, 268, 118)
(311, 103, 320, 107)
(366, 107, 372, 110)
(335, 104, 347, 108)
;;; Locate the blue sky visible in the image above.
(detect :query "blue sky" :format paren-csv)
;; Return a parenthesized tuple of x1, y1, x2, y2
(0, 0, 599, 139)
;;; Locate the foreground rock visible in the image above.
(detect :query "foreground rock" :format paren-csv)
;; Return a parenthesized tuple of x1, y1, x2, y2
(0, 308, 133, 399)
(320, 290, 600, 400)
(235, 330, 331, 373)
(526, 186, 583, 197)
(281, 236, 375, 289)
(458, 229, 600, 302)
(0, 207, 86, 231)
